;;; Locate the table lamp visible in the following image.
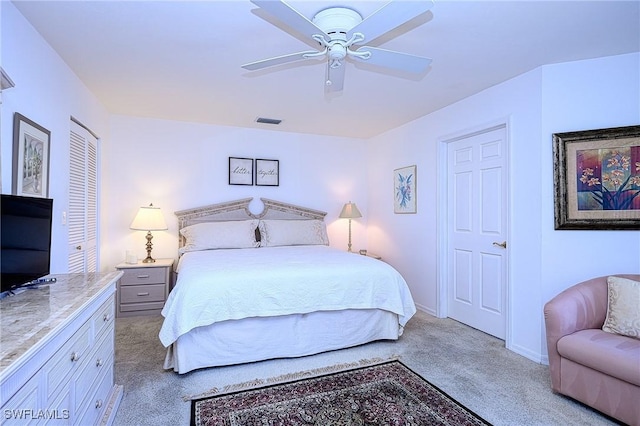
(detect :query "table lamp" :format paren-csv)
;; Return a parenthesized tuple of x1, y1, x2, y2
(130, 204, 168, 263)
(339, 201, 362, 252)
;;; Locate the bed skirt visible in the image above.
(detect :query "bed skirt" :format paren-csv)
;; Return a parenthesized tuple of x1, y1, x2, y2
(164, 308, 401, 374)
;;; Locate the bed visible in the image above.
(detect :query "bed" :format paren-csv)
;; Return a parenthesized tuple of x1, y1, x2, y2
(160, 198, 416, 374)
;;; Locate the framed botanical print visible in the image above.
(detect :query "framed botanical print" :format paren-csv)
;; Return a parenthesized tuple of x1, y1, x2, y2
(394, 165, 416, 214)
(553, 125, 640, 229)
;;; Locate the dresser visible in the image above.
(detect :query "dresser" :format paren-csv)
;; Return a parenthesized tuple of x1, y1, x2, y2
(115, 258, 173, 317)
(0, 272, 123, 425)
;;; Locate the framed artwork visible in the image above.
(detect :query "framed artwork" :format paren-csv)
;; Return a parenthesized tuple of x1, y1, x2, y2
(394, 165, 416, 214)
(553, 125, 640, 230)
(229, 157, 253, 185)
(255, 159, 279, 186)
(12, 113, 51, 198)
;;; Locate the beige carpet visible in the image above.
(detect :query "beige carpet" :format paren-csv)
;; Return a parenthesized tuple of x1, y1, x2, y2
(113, 311, 617, 426)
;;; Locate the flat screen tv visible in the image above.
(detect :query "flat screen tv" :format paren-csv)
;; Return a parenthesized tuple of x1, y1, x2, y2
(1, 194, 53, 293)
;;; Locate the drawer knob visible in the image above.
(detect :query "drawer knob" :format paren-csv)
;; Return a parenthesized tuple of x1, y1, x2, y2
(96, 358, 103, 367)
(95, 399, 103, 409)
(137, 292, 150, 296)
(103, 313, 111, 322)
(70, 352, 80, 362)
(136, 274, 150, 279)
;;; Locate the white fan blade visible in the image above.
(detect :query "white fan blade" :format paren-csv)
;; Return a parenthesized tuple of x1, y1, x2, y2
(325, 62, 345, 93)
(242, 51, 320, 71)
(347, 0, 434, 44)
(352, 46, 432, 74)
(251, 0, 327, 40)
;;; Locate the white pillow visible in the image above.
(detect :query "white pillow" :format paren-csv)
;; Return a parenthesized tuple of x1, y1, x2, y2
(259, 219, 329, 247)
(179, 220, 259, 253)
(602, 276, 640, 339)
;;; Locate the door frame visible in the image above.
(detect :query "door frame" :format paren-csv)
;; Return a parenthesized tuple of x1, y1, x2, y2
(436, 117, 512, 349)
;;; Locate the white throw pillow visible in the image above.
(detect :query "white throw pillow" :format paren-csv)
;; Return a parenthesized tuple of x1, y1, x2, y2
(259, 219, 329, 247)
(602, 276, 640, 339)
(179, 220, 259, 253)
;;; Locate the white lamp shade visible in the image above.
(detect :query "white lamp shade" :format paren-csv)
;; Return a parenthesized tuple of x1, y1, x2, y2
(130, 205, 168, 231)
(339, 201, 362, 219)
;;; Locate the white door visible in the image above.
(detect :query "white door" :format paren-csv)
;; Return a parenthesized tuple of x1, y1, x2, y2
(446, 126, 508, 339)
(68, 120, 98, 273)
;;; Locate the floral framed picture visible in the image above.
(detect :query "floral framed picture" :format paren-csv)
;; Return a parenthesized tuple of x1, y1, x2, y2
(553, 125, 640, 230)
(255, 159, 279, 186)
(394, 165, 416, 214)
(12, 113, 51, 198)
(229, 157, 253, 185)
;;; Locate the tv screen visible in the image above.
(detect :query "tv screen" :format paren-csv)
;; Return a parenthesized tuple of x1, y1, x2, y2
(1, 194, 53, 293)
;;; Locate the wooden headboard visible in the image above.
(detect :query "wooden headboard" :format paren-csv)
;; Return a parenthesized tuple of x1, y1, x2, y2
(174, 198, 327, 248)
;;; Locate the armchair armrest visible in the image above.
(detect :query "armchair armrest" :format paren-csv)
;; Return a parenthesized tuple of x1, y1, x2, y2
(544, 276, 609, 391)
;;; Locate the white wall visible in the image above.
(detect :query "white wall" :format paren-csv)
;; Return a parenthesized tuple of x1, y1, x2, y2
(101, 115, 368, 270)
(1, 1, 110, 273)
(5, 0, 639, 364)
(366, 52, 640, 363)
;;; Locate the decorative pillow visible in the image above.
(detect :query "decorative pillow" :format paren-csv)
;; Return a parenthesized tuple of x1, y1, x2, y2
(259, 219, 329, 247)
(602, 276, 640, 339)
(179, 220, 259, 253)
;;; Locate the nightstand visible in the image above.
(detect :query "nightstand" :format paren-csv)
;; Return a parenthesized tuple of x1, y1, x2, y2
(358, 250, 382, 260)
(115, 258, 174, 317)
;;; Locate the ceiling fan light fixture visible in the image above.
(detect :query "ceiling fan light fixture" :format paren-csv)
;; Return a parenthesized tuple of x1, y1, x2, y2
(312, 7, 362, 34)
(245, 0, 435, 93)
(328, 43, 347, 61)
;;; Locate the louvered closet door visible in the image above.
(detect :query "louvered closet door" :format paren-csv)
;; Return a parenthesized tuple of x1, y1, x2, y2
(69, 121, 98, 273)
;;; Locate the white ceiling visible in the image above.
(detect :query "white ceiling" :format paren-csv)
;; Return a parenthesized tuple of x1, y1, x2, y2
(11, 0, 640, 139)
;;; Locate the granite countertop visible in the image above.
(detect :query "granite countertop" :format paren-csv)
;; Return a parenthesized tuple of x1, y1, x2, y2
(0, 271, 122, 374)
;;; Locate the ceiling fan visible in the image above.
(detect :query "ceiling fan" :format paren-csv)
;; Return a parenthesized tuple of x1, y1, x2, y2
(241, 0, 434, 93)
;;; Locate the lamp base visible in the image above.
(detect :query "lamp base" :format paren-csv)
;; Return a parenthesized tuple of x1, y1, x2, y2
(142, 231, 156, 263)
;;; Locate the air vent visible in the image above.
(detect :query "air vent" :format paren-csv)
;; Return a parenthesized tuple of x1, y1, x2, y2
(256, 117, 282, 125)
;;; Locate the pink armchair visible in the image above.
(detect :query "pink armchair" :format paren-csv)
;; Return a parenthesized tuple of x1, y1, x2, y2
(544, 274, 640, 426)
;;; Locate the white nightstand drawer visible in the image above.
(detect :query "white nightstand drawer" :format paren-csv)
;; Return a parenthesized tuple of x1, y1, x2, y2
(120, 283, 166, 303)
(120, 267, 166, 285)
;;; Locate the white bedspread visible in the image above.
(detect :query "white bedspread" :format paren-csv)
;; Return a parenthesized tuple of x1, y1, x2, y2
(159, 245, 416, 347)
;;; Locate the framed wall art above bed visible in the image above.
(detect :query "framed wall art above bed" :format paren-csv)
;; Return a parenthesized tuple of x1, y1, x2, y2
(255, 159, 279, 186)
(229, 157, 253, 185)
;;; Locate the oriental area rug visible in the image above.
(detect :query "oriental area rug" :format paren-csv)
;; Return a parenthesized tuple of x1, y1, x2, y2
(190, 360, 491, 425)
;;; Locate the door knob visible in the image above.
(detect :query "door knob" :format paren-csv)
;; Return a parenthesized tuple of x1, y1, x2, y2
(492, 241, 507, 249)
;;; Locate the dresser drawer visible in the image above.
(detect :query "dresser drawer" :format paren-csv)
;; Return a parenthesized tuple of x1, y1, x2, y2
(1, 371, 40, 425)
(120, 283, 166, 303)
(119, 267, 166, 285)
(76, 362, 114, 426)
(92, 295, 115, 339)
(42, 320, 92, 400)
(73, 332, 114, 415)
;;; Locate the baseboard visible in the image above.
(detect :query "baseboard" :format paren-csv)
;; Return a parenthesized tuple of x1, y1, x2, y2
(414, 302, 436, 317)
(507, 342, 544, 364)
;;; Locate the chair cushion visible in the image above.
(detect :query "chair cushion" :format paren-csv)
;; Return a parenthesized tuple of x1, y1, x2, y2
(557, 329, 640, 386)
(602, 276, 640, 339)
